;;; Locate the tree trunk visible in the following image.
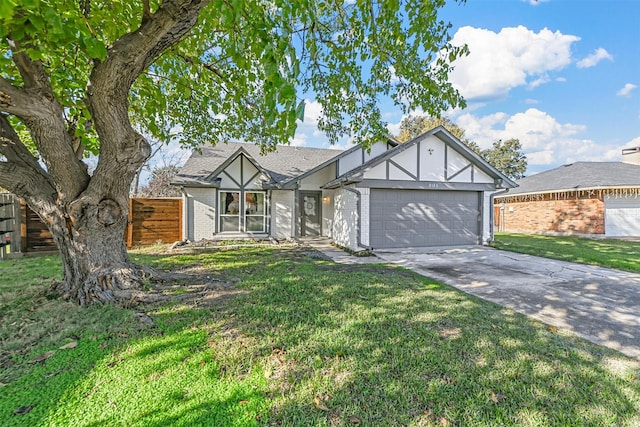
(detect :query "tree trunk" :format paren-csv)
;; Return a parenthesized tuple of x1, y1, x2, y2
(44, 198, 150, 306)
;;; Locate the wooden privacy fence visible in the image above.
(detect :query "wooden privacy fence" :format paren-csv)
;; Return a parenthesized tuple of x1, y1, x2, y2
(17, 197, 182, 253)
(126, 198, 182, 247)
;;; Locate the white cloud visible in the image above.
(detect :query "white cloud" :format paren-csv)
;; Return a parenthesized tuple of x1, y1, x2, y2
(524, 98, 540, 105)
(576, 48, 613, 69)
(625, 136, 640, 148)
(457, 108, 625, 171)
(448, 26, 579, 102)
(522, 0, 549, 5)
(301, 99, 323, 125)
(527, 75, 550, 89)
(617, 83, 637, 97)
(289, 133, 307, 147)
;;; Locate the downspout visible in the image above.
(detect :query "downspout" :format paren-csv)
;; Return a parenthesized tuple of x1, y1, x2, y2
(489, 188, 510, 244)
(341, 186, 370, 250)
(179, 186, 190, 242)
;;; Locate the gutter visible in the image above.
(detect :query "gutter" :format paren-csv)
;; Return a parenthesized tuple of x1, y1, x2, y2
(493, 185, 640, 200)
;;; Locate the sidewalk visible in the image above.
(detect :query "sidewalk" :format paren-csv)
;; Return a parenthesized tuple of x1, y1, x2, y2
(300, 237, 382, 264)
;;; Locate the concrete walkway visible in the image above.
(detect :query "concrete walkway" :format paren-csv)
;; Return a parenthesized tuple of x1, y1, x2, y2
(304, 239, 640, 359)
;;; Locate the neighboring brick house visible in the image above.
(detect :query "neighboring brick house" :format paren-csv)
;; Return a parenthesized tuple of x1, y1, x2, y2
(172, 127, 515, 250)
(494, 147, 640, 238)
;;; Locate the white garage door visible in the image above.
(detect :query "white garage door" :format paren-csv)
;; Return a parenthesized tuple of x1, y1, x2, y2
(369, 189, 480, 249)
(605, 197, 640, 237)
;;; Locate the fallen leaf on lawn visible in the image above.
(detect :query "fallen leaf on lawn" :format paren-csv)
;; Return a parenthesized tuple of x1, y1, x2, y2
(59, 341, 78, 350)
(548, 326, 558, 333)
(490, 390, 506, 404)
(44, 370, 62, 379)
(439, 417, 449, 426)
(348, 415, 361, 424)
(28, 350, 56, 364)
(314, 396, 330, 411)
(239, 400, 250, 405)
(13, 405, 34, 415)
(99, 342, 108, 349)
(199, 360, 206, 366)
(423, 409, 434, 419)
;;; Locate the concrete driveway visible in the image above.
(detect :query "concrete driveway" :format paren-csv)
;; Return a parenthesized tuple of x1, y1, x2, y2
(375, 246, 640, 360)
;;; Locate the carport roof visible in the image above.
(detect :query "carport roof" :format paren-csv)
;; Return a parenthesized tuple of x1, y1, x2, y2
(502, 162, 640, 196)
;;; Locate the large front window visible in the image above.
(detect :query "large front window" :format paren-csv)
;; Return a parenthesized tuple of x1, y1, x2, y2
(219, 191, 266, 233)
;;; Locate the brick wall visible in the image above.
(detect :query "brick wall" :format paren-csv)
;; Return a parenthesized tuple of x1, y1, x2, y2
(496, 193, 605, 235)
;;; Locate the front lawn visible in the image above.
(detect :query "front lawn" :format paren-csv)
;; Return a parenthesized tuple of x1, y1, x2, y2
(1, 247, 639, 426)
(492, 233, 640, 273)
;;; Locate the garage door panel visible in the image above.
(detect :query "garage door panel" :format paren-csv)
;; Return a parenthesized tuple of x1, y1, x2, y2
(605, 198, 640, 237)
(370, 189, 480, 248)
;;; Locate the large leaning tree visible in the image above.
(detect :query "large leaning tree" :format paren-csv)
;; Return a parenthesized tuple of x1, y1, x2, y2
(0, 0, 467, 305)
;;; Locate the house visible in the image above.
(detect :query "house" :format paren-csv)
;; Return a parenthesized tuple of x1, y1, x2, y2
(494, 147, 640, 238)
(171, 127, 516, 250)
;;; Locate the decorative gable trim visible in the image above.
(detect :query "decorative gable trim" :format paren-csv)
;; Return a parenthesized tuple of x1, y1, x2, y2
(323, 127, 517, 189)
(207, 148, 273, 188)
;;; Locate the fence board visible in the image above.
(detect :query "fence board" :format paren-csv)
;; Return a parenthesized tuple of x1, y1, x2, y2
(19, 198, 182, 252)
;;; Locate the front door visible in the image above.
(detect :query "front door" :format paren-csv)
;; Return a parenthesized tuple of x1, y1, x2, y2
(300, 192, 321, 236)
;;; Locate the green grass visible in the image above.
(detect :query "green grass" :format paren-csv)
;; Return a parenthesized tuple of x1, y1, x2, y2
(492, 233, 640, 272)
(1, 247, 639, 426)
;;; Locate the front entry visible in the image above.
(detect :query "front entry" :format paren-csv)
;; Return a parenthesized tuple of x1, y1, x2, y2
(300, 192, 321, 236)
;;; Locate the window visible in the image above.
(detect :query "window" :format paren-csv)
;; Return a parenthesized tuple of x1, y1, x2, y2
(220, 191, 240, 232)
(219, 191, 266, 233)
(244, 192, 265, 232)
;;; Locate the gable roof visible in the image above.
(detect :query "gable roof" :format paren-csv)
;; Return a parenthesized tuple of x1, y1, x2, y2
(502, 161, 640, 196)
(172, 142, 344, 187)
(323, 126, 517, 189)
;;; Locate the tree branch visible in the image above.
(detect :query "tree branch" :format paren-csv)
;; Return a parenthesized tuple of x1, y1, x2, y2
(0, 114, 57, 201)
(2, 38, 91, 201)
(86, 0, 209, 199)
(7, 38, 52, 92)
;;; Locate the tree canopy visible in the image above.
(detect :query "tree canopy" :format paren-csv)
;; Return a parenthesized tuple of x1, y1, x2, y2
(0, 0, 468, 305)
(395, 114, 527, 179)
(138, 165, 182, 198)
(482, 138, 527, 180)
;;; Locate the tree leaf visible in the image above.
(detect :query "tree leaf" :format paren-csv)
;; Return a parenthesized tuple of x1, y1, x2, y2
(314, 396, 330, 411)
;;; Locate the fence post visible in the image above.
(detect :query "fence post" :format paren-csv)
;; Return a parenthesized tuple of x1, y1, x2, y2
(126, 198, 133, 248)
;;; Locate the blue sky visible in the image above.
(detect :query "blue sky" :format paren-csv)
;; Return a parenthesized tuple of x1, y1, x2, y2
(159, 0, 640, 179)
(292, 0, 640, 175)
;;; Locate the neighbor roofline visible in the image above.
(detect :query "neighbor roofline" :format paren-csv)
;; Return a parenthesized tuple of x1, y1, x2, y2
(494, 185, 640, 199)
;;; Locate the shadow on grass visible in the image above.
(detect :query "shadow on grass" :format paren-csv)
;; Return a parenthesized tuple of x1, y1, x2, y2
(222, 249, 639, 425)
(493, 233, 640, 273)
(1, 247, 638, 426)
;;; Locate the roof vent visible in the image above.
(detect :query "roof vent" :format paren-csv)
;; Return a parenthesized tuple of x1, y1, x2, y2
(622, 147, 640, 165)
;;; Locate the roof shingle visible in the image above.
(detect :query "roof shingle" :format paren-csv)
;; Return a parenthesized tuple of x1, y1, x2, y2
(173, 143, 344, 186)
(504, 162, 640, 195)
